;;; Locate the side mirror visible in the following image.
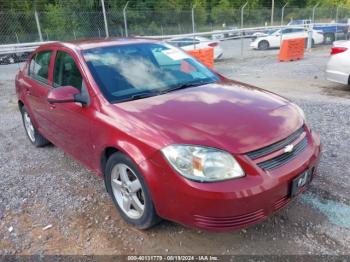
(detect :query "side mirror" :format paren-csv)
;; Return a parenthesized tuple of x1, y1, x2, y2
(47, 86, 87, 105)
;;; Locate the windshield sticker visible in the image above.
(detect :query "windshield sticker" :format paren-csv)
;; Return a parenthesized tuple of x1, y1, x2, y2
(162, 49, 190, 60)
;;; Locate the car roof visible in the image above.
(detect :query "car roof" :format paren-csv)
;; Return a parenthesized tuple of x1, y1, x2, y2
(38, 38, 160, 51)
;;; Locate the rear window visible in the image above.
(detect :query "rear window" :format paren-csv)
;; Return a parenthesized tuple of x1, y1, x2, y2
(29, 51, 52, 84)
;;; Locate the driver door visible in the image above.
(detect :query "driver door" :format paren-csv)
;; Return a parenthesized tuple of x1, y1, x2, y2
(47, 49, 94, 167)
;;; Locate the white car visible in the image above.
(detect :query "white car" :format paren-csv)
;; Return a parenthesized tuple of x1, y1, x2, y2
(326, 40, 350, 85)
(211, 31, 225, 40)
(250, 27, 324, 50)
(168, 36, 224, 60)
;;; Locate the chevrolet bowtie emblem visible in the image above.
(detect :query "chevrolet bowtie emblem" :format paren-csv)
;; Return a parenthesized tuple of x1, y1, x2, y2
(284, 144, 294, 153)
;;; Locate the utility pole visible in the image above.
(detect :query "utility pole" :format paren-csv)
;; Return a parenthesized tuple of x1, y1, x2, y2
(34, 10, 43, 42)
(192, 5, 196, 49)
(241, 2, 248, 56)
(335, 5, 340, 41)
(281, 2, 288, 26)
(123, 1, 130, 37)
(312, 2, 320, 23)
(271, 0, 275, 26)
(101, 0, 109, 37)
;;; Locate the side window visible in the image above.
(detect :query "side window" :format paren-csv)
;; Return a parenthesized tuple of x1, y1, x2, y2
(29, 51, 52, 84)
(53, 51, 83, 91)
(282, 29, 292, 34)
(292, 28, 304, 33)
(178, 38, 190, 47)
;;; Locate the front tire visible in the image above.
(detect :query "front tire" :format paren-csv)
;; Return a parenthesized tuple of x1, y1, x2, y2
(105, 152, 160, 229)
(21, 106, 50, 147)
(258, 40, 269, 50)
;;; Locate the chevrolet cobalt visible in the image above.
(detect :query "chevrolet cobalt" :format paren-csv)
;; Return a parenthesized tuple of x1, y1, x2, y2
(15, 39, 321, 231)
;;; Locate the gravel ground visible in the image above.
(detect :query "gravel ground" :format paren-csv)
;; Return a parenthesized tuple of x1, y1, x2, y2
(0, 47, 350, 255)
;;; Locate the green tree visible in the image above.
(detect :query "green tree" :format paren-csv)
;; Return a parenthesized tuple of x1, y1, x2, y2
(42, 3, 68, 40)
(211, 0, 234, 25)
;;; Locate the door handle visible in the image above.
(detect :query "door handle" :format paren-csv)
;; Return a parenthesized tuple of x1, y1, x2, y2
(25, 88, 31, 95)
(49, 103, 56, 109)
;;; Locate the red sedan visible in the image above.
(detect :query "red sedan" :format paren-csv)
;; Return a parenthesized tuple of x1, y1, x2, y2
(15, 39, 321, 231)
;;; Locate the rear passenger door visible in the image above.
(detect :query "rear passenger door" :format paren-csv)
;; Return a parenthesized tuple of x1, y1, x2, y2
(24, 50, 54, 136)
(47, 49, 94, 166)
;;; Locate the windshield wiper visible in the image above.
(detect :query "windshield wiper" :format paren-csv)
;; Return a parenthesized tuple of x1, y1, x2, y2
(114, 92, 159, 103)
(131, 92, 158, 100)
(162, 80, 214, 94)
(114, 80, 215, 103)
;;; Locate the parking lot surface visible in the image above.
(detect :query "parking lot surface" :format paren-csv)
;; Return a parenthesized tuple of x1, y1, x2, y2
(0, 46, 349, 255)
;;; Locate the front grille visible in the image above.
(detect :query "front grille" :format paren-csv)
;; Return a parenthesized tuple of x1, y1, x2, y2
(273, 195, 291, 211)
(257, 137, 308, 170)
(194, 209, 266, 229)
(247, 126, 305, 160)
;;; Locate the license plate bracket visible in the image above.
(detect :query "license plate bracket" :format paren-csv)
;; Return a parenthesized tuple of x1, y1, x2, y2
(291, 169, 312, 197)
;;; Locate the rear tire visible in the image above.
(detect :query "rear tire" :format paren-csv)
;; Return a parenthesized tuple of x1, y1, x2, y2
(20, 106, 50, 147)
(258, 40, 269, 50)
(105, 152, 161, 229)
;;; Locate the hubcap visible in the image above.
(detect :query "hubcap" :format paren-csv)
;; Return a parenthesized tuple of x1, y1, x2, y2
(260, 42, 268, 50)
(23, 111, 35, 142)
(111, 163, 145, 219)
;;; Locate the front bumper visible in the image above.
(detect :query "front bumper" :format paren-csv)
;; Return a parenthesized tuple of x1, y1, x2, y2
(139, 129, 321, 231)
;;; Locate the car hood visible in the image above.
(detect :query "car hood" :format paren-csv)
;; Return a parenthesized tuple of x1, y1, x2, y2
(108, 81, 303, 154)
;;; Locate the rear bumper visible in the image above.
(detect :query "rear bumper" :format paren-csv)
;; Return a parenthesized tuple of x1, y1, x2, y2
(214, 46, 224, 60)
(326, 69, 349, 85)
(326, 55, 350, 85)
(140, 130, 321, 231)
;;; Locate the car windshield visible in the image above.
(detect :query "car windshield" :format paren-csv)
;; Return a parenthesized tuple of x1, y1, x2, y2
(83, 42, 219, 103)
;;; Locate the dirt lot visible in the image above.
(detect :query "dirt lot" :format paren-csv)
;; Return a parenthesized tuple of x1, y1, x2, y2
(0, 47, 350, 255)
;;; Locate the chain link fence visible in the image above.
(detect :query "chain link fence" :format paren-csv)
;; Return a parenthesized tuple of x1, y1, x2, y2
(1, 6, 350, 45)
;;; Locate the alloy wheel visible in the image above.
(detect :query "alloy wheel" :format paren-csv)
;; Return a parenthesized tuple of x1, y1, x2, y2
(111, 163, 145, 219)
(23, 111, 35, 142)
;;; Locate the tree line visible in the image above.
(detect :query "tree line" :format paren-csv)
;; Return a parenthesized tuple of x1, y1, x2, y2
(0, 0, 349, 43)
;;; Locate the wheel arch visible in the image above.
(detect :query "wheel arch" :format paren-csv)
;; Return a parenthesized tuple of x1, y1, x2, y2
(18, 100, 24, 110)
(101, 147, 121, 175)
(101, 146, 121, 193)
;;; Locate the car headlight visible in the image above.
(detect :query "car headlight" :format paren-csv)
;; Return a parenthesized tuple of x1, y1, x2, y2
(293, 104, 307, 122)
(161, 145, 245, 182)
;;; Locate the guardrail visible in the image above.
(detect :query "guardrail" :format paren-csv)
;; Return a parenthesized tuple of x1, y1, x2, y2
(0, 41, 53, 55)
(142, 25, 286, 40)
(0, 24, 324, 57)
(0, 26, 272, 56)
